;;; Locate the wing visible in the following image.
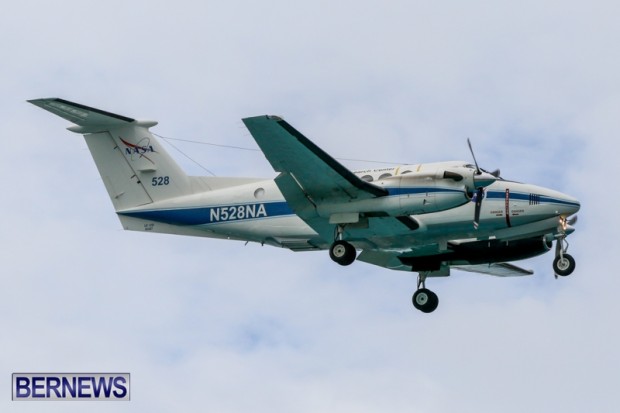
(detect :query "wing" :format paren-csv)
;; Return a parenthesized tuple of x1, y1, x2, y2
(242, 115, 387, 204)
(243, 115, 400, 244)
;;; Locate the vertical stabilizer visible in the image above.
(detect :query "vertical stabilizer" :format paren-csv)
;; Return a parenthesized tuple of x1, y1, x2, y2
(29, 98, 192, 210)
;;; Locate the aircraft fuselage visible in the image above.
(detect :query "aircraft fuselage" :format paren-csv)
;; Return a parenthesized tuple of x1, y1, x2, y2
(116, 161, 579, 265)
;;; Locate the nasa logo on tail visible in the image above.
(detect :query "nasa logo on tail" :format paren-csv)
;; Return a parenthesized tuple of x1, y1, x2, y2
(120, 137, 156, 163)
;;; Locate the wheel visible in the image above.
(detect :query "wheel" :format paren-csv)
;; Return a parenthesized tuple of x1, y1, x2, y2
(329, 240, 356, 266)
(412, 288, 439, 313)
(553, 254, 575, 276)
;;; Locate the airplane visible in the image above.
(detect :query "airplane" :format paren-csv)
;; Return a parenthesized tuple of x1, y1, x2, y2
(29, 98, 580, 313)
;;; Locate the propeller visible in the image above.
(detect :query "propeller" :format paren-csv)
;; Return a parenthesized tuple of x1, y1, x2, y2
(467, 138, 499, 229)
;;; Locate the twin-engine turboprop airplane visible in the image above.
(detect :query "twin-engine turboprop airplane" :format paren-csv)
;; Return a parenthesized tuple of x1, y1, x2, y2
(30, 98, 580, 313)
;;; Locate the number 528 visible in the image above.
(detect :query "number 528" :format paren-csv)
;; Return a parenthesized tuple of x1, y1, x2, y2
(151, 176, 170, 186)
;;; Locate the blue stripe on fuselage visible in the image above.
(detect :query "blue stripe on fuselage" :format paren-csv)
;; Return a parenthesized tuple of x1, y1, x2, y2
(118, 187, 464, 226)
(119, 187, 510, 226)
(486, 191, 580, 207)
(118, 201, 295, 226)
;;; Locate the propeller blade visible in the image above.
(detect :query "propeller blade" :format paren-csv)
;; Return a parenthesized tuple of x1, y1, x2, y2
(467, 139, 498, 229)
(473, 187, 483, 229)
(467, 139, 499, 188)
(567, 215, 578, 226)
(467, 138, 481, 175)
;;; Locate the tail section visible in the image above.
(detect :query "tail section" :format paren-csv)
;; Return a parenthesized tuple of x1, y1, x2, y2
(29, 98, 193, 210)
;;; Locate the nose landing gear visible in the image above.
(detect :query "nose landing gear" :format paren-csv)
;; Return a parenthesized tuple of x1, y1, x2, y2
(553, 253, 575, 276)
(553, 237, 575, 277)
(553, 217, 576, 278)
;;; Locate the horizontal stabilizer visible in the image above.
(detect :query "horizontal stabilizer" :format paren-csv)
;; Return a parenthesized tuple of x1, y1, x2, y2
(28, 98, 147, 133)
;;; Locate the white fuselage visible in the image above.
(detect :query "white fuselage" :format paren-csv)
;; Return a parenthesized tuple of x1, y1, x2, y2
(116, 161, 580, 252)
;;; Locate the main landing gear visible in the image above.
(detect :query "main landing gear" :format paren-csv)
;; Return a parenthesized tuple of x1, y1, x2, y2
(329, 240, 356, 266)
(329, 225, 357, 266)
(412, 273, 439, 313)
(329, 225, 439, 313)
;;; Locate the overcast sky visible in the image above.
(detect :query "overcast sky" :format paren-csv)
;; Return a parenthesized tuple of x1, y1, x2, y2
(1, 1, 618, 412)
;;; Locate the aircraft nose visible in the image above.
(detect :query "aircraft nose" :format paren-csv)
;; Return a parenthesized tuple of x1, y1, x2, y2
(558, 193, 580, 216)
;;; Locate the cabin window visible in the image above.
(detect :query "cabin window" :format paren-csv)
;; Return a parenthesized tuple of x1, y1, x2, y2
(378, 173, 393, 180)
(361, 175, 374, 182)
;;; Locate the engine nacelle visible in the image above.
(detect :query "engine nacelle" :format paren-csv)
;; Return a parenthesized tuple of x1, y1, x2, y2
(319, 162, 497, 223)
(318, 167, 471, 220)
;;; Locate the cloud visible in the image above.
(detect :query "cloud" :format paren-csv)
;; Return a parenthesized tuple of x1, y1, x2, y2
(2, 1, 618, 412)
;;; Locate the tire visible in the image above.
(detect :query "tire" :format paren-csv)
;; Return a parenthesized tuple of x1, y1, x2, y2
(553, 254, 575, 276)
(329, 240, 356, 266)
(412, 288, 439, 313)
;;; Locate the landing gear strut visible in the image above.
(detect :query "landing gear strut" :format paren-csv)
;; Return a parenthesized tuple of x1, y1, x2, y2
(553, 218, 576, 278)
(412, 273, 439, 313)
(329, 224, 356, 266)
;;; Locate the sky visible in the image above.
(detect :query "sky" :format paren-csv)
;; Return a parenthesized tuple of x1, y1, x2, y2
(1, 0, 619, 412)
